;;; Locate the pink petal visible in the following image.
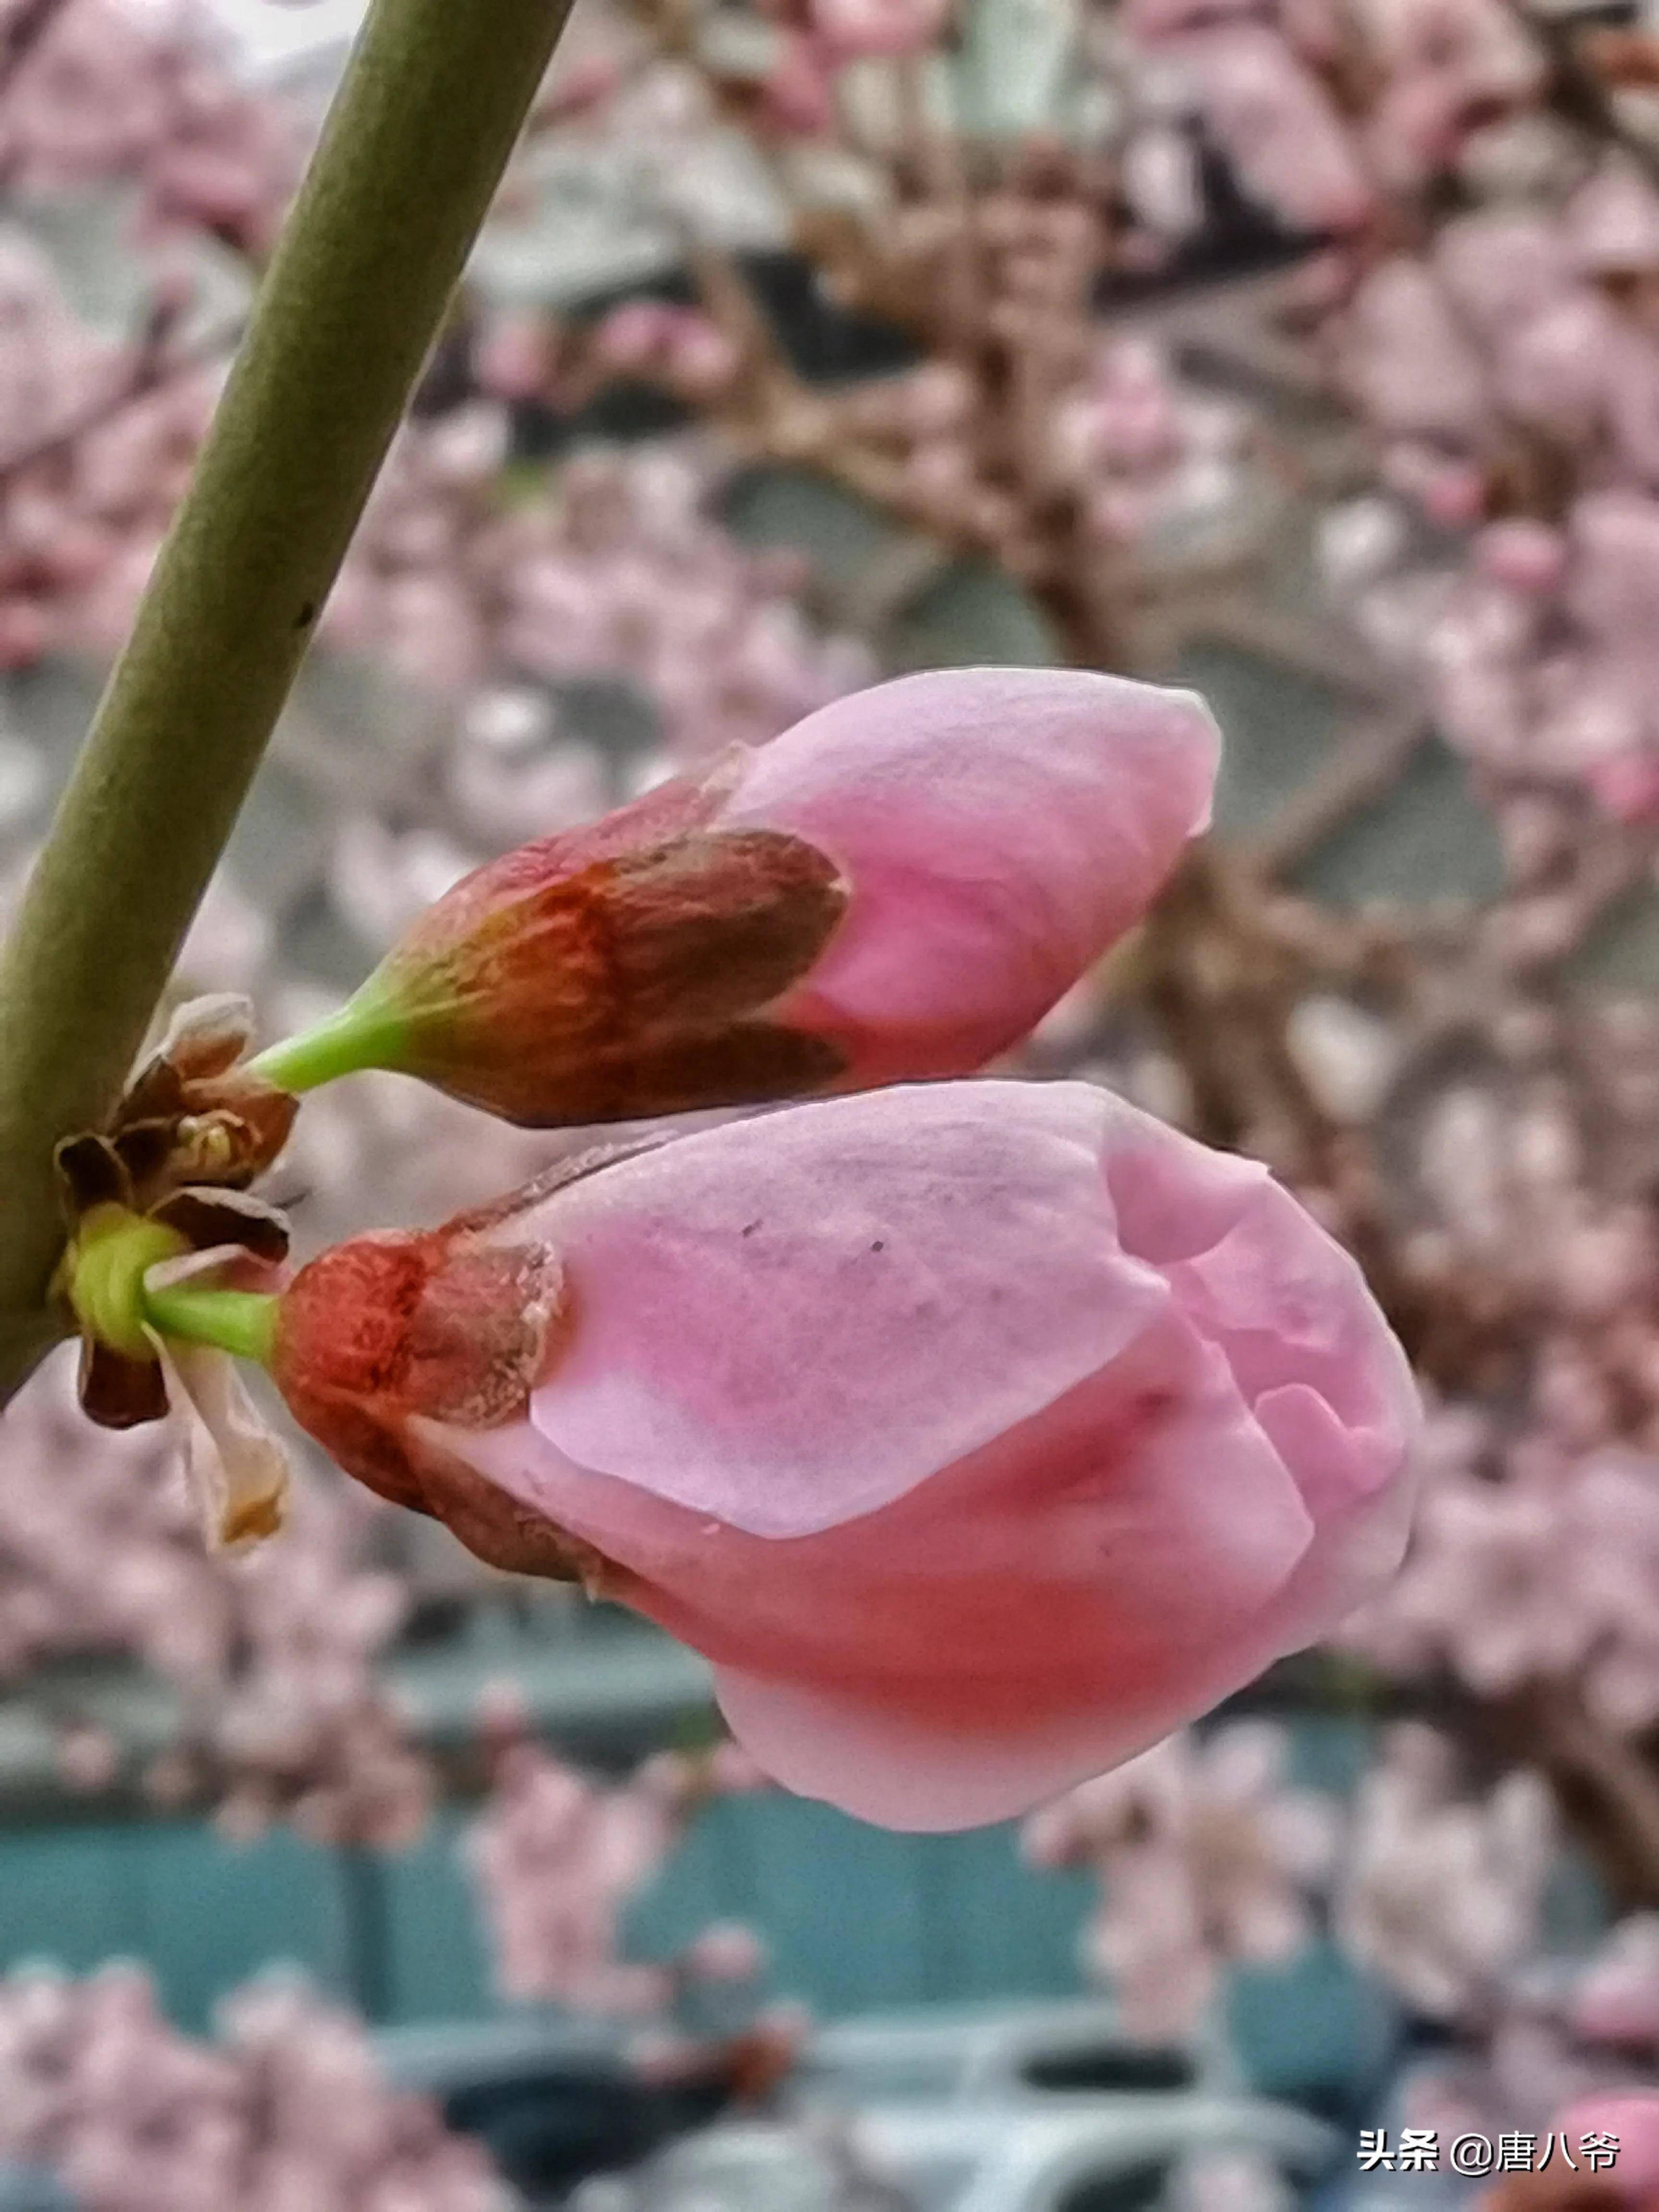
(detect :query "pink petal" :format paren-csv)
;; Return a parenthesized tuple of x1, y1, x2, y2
(721, 668, 1219, 1082)
(293, 1076, 1419, 1833)
(519, 1081, 1168, 1537)
(1166, 1175, 1419, 1469)
(434, 1305, 1318, 1828)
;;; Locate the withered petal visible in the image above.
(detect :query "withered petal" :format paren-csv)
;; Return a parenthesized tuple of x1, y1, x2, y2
(170, 1086, 298, 1188)
(117, 996, 259, 1130)
(114, 1054, 185, 1130)
(168, 1110, 261, 1190)
(152, 1185, 292, 1264)
(110, 1118, 180, 1194)
(55, 1133, 133, 1221)
(145, 1333, 290, 1553)
(152, 993, 257, 1083)
(191, 1079, 299, 1180)
(78, 1337, 169, 1429)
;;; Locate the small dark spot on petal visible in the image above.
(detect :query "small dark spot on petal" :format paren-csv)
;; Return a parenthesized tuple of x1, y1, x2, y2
(740, 1219, 762, 1237)
(870, 1239, 885, 1253)
(1125, 1389, 1179, 1435)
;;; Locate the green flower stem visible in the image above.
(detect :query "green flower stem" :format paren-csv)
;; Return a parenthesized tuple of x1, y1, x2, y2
(0, 0, 577, 1403)
(141, 1285, 280, 1368)
(67, 1212, 189, 1361)
(63, 1207, 279, 1365)
(246, 995, 412, 1095)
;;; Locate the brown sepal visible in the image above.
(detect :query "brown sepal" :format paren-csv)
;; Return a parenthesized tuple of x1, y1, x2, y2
(599, 829, 850, 1032)
(109, 1118, 180, 1196)
(389, 824, 850, 1128)
(78, 1338, 169, 1430)
(433, 1019, 846, 1131)
(55, 1133, 132, 1221)
(293, 1400, 625, 1590)
(397, 1242, 566, 1428)
(273, 1225, 617, 1587)
(111, 994, 298, 1207)
(276, 1230, 566, 1435)
(126, 994, 256, 1104)
(403, 1430, 627, 1591)
(150, 1186, 291, 1266)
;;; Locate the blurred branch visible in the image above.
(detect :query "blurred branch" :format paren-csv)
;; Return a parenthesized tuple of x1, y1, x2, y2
(1500, 0, 1659, 185)
(0, 0, 577, 1401)
(1515, 1686, 1659, 1908)
(1242, 710, 1431, 877)
(0, 0, 67, 104)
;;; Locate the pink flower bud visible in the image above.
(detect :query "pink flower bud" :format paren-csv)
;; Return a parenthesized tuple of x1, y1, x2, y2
(269, 1080, 1419, 1831)
(256, 669, 1218, 1126)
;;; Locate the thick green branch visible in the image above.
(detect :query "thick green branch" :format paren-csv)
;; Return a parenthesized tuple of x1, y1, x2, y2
(0, 0, 575, 1398)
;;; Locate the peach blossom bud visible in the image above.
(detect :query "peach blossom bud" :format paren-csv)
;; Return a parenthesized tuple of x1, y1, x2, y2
(269, 1080, 1419, 1831)
(252, 670, 1219, 1127)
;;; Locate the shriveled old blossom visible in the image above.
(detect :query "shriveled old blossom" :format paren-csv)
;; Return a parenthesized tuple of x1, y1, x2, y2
(1021, 1720, 1338, 2038)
